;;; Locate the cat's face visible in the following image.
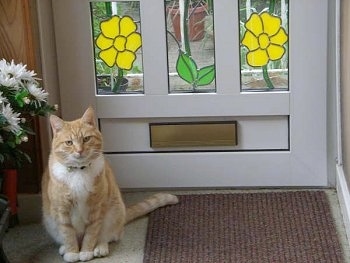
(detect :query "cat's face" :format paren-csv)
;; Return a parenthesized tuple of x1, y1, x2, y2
(50, 108, 103, 166)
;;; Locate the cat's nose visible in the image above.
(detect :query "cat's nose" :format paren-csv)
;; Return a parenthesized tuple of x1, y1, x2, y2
(76, 147, 84, 156)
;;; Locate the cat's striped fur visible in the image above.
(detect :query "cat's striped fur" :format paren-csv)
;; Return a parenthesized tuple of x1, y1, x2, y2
(42, 107, 178, 262)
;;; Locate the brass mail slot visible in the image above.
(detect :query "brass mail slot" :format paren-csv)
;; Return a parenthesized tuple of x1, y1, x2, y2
(150, 121, 237, 148)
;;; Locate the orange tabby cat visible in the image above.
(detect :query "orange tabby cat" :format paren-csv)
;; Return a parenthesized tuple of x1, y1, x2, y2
(42, 107, 178, 262)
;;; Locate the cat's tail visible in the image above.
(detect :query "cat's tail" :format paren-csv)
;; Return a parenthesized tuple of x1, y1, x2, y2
(125, 193, 179, 224)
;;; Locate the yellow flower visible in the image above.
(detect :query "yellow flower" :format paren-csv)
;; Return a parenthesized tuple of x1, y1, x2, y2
(95, 16, 142, 70)
(241, 12, 288, 67)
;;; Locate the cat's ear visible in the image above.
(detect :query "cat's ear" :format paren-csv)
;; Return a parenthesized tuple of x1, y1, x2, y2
(82, 107, 96, 127)
(50, 115, 64, 134)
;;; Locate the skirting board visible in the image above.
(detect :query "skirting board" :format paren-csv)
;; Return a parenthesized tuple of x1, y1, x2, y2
(336, 164, 350, 243)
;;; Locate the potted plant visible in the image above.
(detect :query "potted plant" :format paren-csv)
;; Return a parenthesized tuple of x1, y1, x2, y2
(166, 0, 210, 42)
(96, 73, 128, 95)
(0, 59, 56, 224)
(166, 0, 215, 92)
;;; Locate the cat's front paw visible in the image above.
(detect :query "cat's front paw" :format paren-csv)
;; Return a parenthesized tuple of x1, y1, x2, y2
(59, 245, 66, 255)
(63, 252, 80, 262)
(94, 243, 109, 257)
(79, 251, 94, 261)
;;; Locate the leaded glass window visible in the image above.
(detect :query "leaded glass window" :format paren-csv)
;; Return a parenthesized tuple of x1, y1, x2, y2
(91, 2, 144, 95)
(240, 0, 289, 91)
(165, 0, 216, 93)
(90, 1, 288, 95)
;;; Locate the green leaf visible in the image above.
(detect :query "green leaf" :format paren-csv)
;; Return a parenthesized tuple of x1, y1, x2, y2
(176, 51, 198, 84)
(23, 152, 32, 163)
(15, 89, 29, 107)
(15, 93, 24, 107)
(0, 115, 7, 125)
(7, 141, 15, 148)
(196, 65, 215, 86)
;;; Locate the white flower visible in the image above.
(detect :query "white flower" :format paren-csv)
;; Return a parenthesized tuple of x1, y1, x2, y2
(0, 59, 36, 82)
(0, 59, 6, 71)
(27, 83, 48, 102)
(23, 97, 31, 104)
(0, 92, 8, 105)
(0, 72, 18, 89)
(1, 104, 21, 133)
(0, 59, 55, 166)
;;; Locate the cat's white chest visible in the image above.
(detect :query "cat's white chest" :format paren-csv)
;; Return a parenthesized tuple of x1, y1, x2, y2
(58, 169, 94, 233)
(51, 155, 104, 192)
(71, 194, 89, 234)
(50, 156, 104, 233)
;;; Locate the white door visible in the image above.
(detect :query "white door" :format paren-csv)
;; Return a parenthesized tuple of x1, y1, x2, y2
(51, 0, 329, 188)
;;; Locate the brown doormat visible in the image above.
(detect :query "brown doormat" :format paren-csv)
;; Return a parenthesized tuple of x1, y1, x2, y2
(144, 191, 344, 263)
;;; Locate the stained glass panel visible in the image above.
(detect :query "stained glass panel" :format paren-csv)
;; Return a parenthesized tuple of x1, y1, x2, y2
(91, 2, 143, 95)
(240, 0, 289, 91)
(165, 0, 216, 93)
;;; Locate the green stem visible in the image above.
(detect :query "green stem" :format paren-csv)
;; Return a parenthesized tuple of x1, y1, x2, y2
(269, 0, 276, 13)
(105, 2, 112, 16)
(261, 0, 277, 90)
(262, 65, 274, 90)
(183, 0, 191, 56)
(112, 68, 124, 93)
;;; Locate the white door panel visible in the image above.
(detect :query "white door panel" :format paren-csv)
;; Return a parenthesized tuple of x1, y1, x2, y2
(96, 93, 290, 118)
(100, 116, 289, 152)
(51, 0, 329, 188)
(105, 152, 327, 188)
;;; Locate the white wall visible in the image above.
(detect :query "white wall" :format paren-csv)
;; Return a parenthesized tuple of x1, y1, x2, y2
(341, 0, 350, 190)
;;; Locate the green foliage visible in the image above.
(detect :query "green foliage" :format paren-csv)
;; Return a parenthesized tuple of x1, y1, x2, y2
(0, 59, 56, 169)
(196, 65, 215, 86)
(176, 51, 215, 89)
(176, 51, 198, 84)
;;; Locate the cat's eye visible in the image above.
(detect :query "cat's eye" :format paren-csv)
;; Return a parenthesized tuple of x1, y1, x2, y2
(83, 136, 91, 143)
(65, 140, 73, 146)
